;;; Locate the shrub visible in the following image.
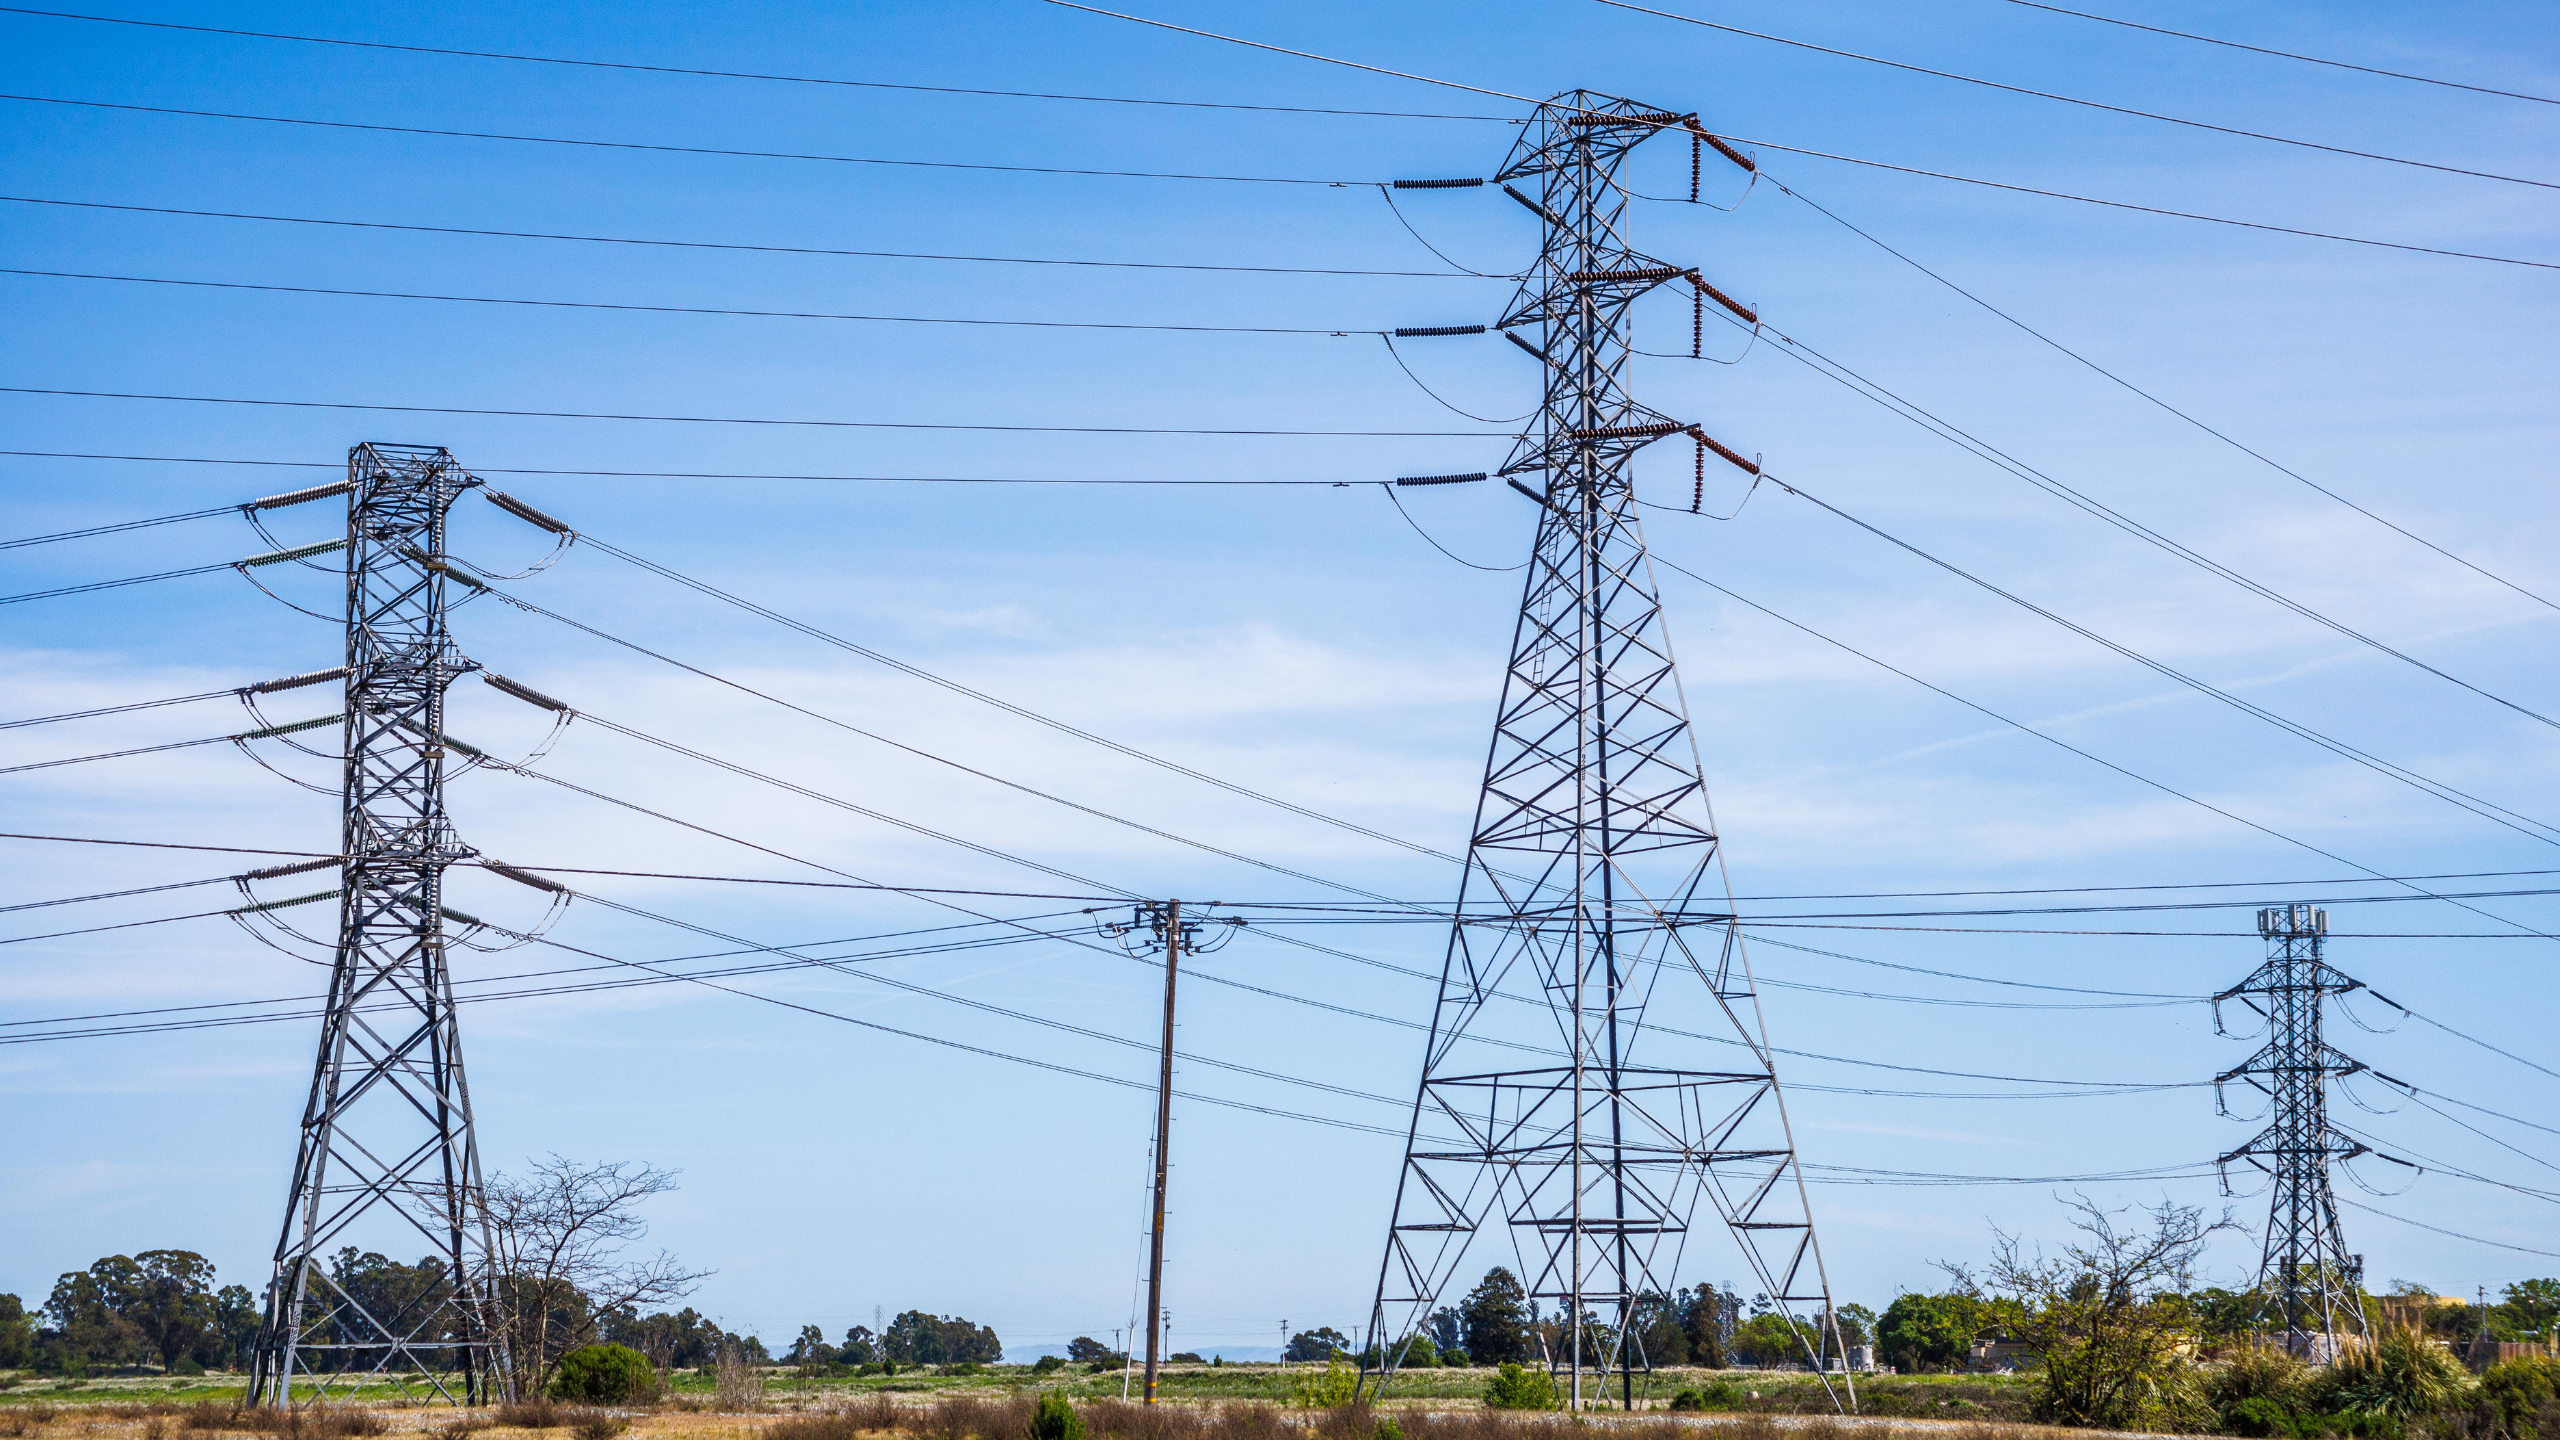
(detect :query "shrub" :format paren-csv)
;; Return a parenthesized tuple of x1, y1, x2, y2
(1372, 1416, 1402, 1440)
(1438, 1349, 1467, 1369)
(1030, 1394, 1084, 1440)
(496, 1398, 564, 1430)
(1482, 1363, 1557, 1411)
(566, 1413, 627, 1440)
(1670, 1381, 1740, 1412)
(1032, 1356, 1067, 1376)
(1292, 1358, 1359, 1409)
(2320, 1328, 2470, 1420)
(2475, 1358, 2559, 1440)
(551, 1344, 658, 1404)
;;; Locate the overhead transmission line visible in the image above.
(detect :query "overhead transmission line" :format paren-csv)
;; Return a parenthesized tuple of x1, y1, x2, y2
(0, 450, 1392, 489)
(2339, 1199, 2560, 1260)
(0, 195, 1503, 279)
(1640, 553, 2560, 942)
(0, 386, 1502, 437)
(1678, 303, 2560, 714)
(0, 93, 1382, 186)
(1740, 474, 2560, 852)
(0, 266, 1419, 337)
(1733, 179, 2560, 615)
(1584, 0, 2560, 191)
(0, 6, 1515, 122)
(1990, 0, 2560, 107)
(1039, 1, 2560, 270)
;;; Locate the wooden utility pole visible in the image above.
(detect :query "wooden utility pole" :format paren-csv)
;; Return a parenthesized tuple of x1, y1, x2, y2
(1142, 901, 1183, 1405)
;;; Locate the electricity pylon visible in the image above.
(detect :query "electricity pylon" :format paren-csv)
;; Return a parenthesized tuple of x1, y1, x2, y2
(2215, 903, 2370, 1355)
(1362, 93, 1847, 1412)
(252, 443, 504, 1404)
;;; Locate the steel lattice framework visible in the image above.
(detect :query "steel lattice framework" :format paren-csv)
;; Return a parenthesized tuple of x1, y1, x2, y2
(253, 443, 504, 1404)
(1362, 93, 1845, 1412)
(2215, 904, 2369, 1352)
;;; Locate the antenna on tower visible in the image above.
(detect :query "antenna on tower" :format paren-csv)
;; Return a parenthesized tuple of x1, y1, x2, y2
(2215, 903, 2372, 1359)
(1358, 92, 1846, 1414)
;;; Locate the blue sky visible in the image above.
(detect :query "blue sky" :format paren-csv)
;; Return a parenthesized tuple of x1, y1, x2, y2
(3, 0, 2555, 1359)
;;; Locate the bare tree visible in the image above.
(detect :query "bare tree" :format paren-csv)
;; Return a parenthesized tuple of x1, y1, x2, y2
(1943, 1195, 2231, 1430)
(477, 1156, 709, 1396)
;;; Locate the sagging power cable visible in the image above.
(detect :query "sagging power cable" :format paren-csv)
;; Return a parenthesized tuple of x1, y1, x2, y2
(2, 266, 1417, 338)
(0, 92, 1387, 186)
(1589, 0, 2560, 192)
(0, 7, 1517, 121)
(0, 194, 1505, 279)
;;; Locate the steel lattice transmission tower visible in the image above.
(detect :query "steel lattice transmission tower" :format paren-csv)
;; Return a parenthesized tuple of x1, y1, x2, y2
(2215, 903, 2370, 1354)
(1362, 93, 1847, 1412)
(253, 443, 505, 1405)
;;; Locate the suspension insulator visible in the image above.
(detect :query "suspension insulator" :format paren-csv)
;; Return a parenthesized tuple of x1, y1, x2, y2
(238, 538, 348, 568)
(1393, 325, 1488, 338)
(483, 672, 569, 712)
(1564, 265, 1684, 284)
(246, 480, 354, 511)
(1687, 272, 1759, 325)
(1395, 473, 1488, 487)
(1688, 428, 1761, 475)
(1566, 421, 1684, 441)
(239, 715, 346, 741)
(244, 666, 350, 695)
(484, 860, 569, 894)
(1392, 177, 1485, 189)
(240, 856, 340, 881)
(230, 889, 340, 915)
(486, 490, 574, 534)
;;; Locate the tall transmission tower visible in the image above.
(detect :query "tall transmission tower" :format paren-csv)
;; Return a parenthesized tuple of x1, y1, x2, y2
(252, 443, 504, 1405)
(1363, 93, 1846, 1412)
(2214, 903, 2370, 1356)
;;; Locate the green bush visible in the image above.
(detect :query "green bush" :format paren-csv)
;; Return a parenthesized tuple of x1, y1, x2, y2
(1292, 1357, 1359, 1409)
(1373, 1416, 1403, 1440)
(1031, 1355, 1067, 1376)
(1670, 1381, 1741, 1412)
(1439, 1348, 1468, 1368)
(549, 1343, 658, 1403)
(1483, 1362, 1558, 1411)
(1030, 1393, 1084, 1440)
(2476, 1358, 2559, 1440)
(2317, 1328, 2468, 1420)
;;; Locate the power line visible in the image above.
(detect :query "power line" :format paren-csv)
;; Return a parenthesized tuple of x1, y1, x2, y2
(1645, 554, 2560, 940)
(1755, 474, 2560, 855)
(0, 449, 1395, 486)
(1721, 141, 2560, 272)
(563, 528, 1486, 870)
(1035, 2, 2560, 270)
(0, 558, 240, 605)
(2337, 1198, 2560, 1260)
(0, 266, 1408, 337)
(0, 7, 1516, 121)
(0, 831, 333, 860)
(0, 194, 1502, 279)
(1748, 178, 2560, 615)
(487, 590, 1417, 905)
(1588, 0, 2560, 191)
(0, 386, 1500, 437)
(1, 502, 239, 548)
(1990, 0, 2560, 107)
(1685, 301, 2560, 727)
(2, 687, 235, 727)
(0, 92, 1380, 186)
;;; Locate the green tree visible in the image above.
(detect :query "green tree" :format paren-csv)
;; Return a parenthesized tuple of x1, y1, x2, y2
(203, 1284, 259, 1371)
(1625, 1292, 1687, 1368)
(881, 1310, 1001, 1365)
(2499, 1279, 2560, 1339)
(44, 1258, 146, 1371)
(1731, 1313, 1813, 1366)
(125, 1251, 218, 1371)
(1066, 1336, 1119, 1365)
(1284, 1327, 1348, 1362)
(1877, 1293, 1979, 1373)
(1030, 1394, 1085, 1440)
(0, 1293, 36, 1369)
(1835, 1303, 1876, 1348)
(1956, 1196, 2223, 1429)
(1678, 1283, 1733, 1369)
(1459, 1268, 1532, 1365)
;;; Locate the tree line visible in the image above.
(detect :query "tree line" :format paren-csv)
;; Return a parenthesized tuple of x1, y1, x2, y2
(782, 1312, 1004, 1373)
